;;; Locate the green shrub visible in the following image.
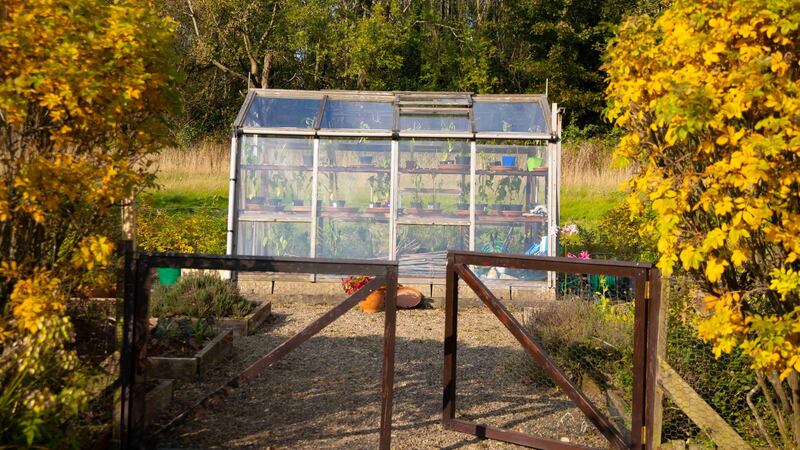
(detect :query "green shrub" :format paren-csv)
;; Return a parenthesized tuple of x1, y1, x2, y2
(151, 273, 253, 318)
(563, 203, 658, 263)
(521, 297, 634, 393)
(136, 200, 226, 254)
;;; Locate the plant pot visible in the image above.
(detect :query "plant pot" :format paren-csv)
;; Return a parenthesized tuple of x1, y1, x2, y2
(455, 155, 471, 165)
(456, 203, 469, 211)
(405, 160, 417, 169)
(501, 155, 518, 167)
(427, 202, 441, 209)
(292, 199, 304, 207)
(359, 155, 373, 165)
(267, 198, 283, 207)
(507, 204, 524, 212)
(157, 267, 181, 286)
(410, 201, 424, 209)
(527, 156, 543, 170)
(476, 203, 488, 212)
(246, 196, 265, 210)
(359, 287, 385, 313)
(369, 201, 387, 208)
(302, 155, 314, 167)
(439, 160, 455, 165)
(330, 200, 346, 208)
(491, 204, 507, 211)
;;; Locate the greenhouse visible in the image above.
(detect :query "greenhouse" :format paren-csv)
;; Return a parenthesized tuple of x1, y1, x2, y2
(227, 90, 562, 281)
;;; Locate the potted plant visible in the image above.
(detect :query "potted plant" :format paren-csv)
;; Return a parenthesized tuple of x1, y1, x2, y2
(266, 172, 287, 210)
(342, 275, 384, 313)
(410, 174, 424, 209)
(368, 170, 390, 208)
(496, 176, 523, 212)
(476, 174, 492, 213)
(289, 170, 310, 207)
(427, 174, 443, 209)
(456, 178, 469, 211)
(405, 137, 417, 169)
(527, 147, 544, 170)
(359, 154, 374, 165)
(244, 171, 264, 210)
(439, 140, 456, 165)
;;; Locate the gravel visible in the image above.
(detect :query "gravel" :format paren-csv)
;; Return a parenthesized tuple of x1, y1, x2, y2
(156, 303, 609, 449)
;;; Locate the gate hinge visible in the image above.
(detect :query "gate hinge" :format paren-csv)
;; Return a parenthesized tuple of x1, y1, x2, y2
(641, 425, 647, 444)
(644, 280, 651, 300)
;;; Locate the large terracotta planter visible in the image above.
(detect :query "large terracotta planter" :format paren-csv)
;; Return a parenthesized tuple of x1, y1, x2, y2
(359, 287, 386, 313)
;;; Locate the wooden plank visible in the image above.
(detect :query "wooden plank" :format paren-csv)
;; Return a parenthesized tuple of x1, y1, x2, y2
(442, 255, 458, 422)
(658, 359, 753, 449)
(379, 267, 398, 450)
(446, 419, 599, 450)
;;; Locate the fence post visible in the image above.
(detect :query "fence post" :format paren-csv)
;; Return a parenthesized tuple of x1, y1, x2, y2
(646, 270, 667, 449)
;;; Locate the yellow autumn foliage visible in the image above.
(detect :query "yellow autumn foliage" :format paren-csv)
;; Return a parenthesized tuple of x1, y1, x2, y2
(0, 0, 178, 445)
(605, 0, 800, 383)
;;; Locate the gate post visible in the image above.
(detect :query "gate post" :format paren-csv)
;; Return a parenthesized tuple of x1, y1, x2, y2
(645, 270, 666, 449)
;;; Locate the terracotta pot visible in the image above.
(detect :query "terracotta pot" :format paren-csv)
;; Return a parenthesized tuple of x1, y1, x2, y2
(359, 287, 386, 313)
(397, 287, 423, 309)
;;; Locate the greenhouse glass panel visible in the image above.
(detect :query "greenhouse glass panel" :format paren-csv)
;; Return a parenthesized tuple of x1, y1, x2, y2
(397, 224, 469, 278)
(243, 96, 320, 128)
(398, 139, 470, 219)
(319, 100, 393, 130)
(237, 222, 311, 257)
(399, 114, 471, 132)
(236, 136, 313, 257)
(473, 101, 548, 133)
(315, 138, 391, 259)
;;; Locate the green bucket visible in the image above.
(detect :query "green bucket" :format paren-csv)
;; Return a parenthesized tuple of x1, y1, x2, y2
(157, 267, 181, 286)
(527, 156, 544, 170)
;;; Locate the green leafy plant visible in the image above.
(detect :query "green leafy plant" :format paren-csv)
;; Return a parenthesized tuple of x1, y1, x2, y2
(368, 171, 390, 204)
(151, 273, 254, 319)
(412, 174, 424, 204)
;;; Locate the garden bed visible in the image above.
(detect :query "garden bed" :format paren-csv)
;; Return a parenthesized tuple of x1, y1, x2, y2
(148, 328, 233, 380)
(216, 300, 271, 336)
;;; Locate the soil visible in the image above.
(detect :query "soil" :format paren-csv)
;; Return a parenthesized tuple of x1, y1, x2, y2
(154, 304, 612, 449)
(69, 298, 117, 366)
(149, 318, 215, 358)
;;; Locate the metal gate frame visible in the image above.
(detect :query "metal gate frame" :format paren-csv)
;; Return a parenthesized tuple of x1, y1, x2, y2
(442, 250, 662, 450)
(119, 247, 399, 449)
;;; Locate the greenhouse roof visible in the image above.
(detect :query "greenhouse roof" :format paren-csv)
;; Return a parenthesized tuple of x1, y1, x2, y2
(234, 89, 554, 140)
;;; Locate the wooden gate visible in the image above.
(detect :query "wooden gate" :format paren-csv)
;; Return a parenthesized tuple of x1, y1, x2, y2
(119, 246, 399, 449)
(442, 250, 662, 450)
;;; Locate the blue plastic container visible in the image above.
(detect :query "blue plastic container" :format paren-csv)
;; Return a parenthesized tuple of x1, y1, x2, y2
(500, 155, 517, 167)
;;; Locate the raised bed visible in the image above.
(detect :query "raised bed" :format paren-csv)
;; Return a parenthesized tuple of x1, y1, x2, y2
(144, 379, 173, 427)
(148, 328, 234, 381)
(217, 300, 272, 336)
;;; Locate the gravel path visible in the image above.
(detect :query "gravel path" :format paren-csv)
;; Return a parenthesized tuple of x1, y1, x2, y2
(156, 303, 608, 449)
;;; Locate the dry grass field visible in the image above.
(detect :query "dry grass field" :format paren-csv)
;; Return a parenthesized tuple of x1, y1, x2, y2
(151, 138, 632, 223)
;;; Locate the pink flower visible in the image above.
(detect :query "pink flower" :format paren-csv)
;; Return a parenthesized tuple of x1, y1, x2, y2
(561, 224, 578, 236)
(567, 250, 591, 259)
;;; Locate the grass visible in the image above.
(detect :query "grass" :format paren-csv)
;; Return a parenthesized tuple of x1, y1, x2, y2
(149, 137, 632, 226)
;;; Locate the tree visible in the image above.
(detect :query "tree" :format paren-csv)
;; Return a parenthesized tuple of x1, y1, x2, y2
(605, 0, 800, 447)
(0, 0, 178, 444)
(161, 0, 658, 137)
